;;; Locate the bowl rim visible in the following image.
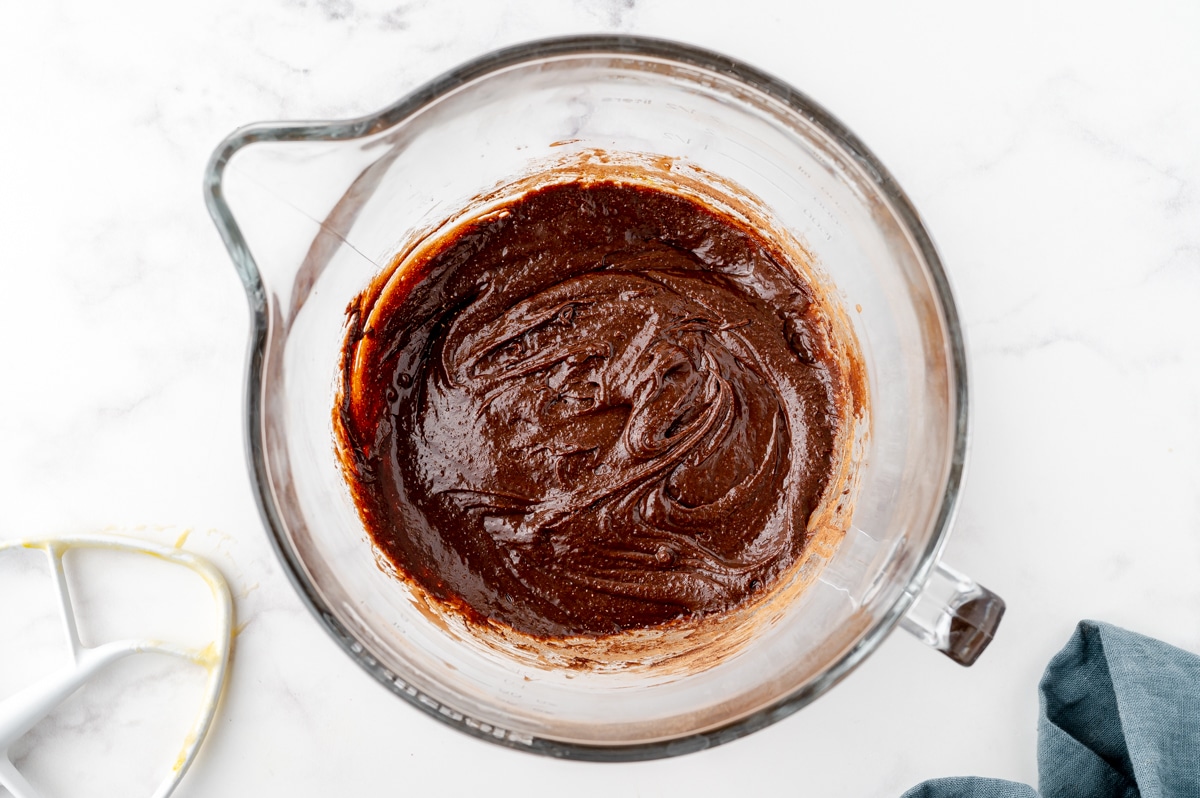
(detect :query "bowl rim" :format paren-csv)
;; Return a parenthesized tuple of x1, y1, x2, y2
(202, 33, 969, 761)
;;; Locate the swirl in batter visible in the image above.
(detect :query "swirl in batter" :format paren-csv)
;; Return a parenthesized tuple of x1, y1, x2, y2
(337, 181, 846, 637)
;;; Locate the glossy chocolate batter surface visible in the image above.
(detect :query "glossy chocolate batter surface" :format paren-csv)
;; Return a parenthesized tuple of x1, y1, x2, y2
(337, 181, 843, 637)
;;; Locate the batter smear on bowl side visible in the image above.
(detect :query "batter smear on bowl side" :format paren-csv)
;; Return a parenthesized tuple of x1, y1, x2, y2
(336, 180, 852, 638)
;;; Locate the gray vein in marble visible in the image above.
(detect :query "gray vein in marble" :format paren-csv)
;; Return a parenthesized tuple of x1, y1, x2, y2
(380, 4, 417, 31)
(1073, 124, 1195, 216)
(1147, 243, 1200, 281)
(968, 293, 1040, 330)
(986, 328, 1193, 375)
(580, 0, 638, 29)
(317, 0, 355, 21)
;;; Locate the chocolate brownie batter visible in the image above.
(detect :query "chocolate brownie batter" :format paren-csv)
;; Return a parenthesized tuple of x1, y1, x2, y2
(337, 181, 844, 637)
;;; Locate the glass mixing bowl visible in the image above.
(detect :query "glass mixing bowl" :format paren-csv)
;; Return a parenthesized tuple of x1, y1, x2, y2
(204, 35, 1004, 760)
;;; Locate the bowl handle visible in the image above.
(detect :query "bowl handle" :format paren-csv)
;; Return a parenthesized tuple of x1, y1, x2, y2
(899, 560, 1005, 666)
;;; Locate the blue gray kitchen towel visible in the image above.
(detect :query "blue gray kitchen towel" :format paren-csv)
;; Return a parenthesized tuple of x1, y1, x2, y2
(903, 620, 1200, 798)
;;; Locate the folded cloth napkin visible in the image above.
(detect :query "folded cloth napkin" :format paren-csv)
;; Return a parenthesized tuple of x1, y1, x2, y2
(902, 620, 1200, 798)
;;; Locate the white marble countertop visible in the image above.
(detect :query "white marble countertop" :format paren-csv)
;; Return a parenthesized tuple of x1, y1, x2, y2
(2, 1, 1198, 796)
